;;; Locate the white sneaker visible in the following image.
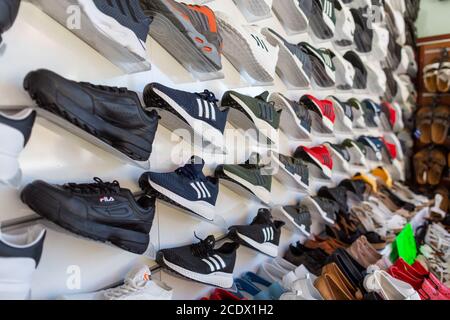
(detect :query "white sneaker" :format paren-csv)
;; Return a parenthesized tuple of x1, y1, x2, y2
(332, 51, 355, 90)
(63, 265, 173, 300)
(364, 266, 420, 300)
(0, 225, 47, 300)
(333, 0, 355, 48)
(0, 109, 36, 188)
(233, 0, 273, 22)
(217, 12, 279, 84)
(280, 265, 323, 300)
(272, 0, 309, 35)
(257, 262, 287, 283)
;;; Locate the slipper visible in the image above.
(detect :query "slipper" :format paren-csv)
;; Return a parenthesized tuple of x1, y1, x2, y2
(431, 105, 450, 145)
(437, 62, 450, 93)
(416, 106, 433, 144)
(413, 149, 429, 185)
(427, 149, 447, 185)
(423, 63, 439, 93)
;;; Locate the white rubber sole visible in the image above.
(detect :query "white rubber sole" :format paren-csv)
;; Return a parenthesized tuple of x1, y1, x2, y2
(303, 196, 335, 225)
(278, 207, 311, 237)
(262, 29, 310, 88)
(152, 88, 225, 150)
(272, 0, 308, 34)
(223, 169, 271, 205)
(149, 180, 215, 221)
(162, 256, 233, 288)
(79, 0, 147, 60)
(217, 15, 275, 83)
(229, 93, 279, 143)
(236, 232, 278, 257)
(234, 0, 272, 21)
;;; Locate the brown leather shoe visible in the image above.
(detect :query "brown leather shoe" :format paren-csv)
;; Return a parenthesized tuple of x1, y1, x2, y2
(314, 263, 356, 300)
(413, 149, 429, 185)
(416, 106, 433, 144)
(305, 237, 346, 255)
(431, 105, 450, 144)
(346, 236, 382, 268)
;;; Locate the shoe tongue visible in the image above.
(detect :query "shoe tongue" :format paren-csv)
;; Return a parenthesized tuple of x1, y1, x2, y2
(255, 91, 270, 102)
(204, 235, 216, 249)
(253, 208, 272, 225)
(126, 265, 152, 284)
(184, 156, 205, 174)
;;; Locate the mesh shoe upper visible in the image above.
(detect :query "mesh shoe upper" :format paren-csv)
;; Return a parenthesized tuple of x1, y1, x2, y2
(278, 153, 309, 186)
(282, 204, 312, 233)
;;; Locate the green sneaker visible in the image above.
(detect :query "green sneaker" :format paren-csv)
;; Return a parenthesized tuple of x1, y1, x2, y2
(221, 90, 281, 145)
(215, 155, 272, 205)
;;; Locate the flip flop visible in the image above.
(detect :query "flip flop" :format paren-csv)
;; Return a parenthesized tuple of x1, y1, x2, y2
(416, 106, 433, 144)
(427, 149, 447, 185)
(431, 105, 450, 145)
(413, 149, 429, 185)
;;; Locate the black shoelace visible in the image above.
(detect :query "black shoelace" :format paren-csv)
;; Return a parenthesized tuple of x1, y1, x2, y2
(64, 177, 120, 194)
(196, 90, 219, 105)
(190, 234, 215, 258)
(175, 165, 200, 180)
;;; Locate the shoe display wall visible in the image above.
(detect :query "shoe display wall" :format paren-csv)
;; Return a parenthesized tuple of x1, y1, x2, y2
(0, 0, 444, 302)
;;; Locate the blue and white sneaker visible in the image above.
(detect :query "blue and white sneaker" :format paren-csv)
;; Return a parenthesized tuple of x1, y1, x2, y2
(357, 136, 385, 162)
(144, 83, 229, 149)
(139, 156, 219, 221)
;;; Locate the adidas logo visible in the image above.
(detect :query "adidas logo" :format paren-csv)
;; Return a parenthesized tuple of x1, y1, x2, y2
(196, 98, 217, 121)
(322, 0, 334, 18)
(251, 34, 269, 52)
(262, 226, 274, 242)
(202, 254, 226, 272)
(190, 181, 212, 200)
(322, 53, 334, 69)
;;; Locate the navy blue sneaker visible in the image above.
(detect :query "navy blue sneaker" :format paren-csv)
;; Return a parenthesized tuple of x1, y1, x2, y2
(144, 83, 229, 149)
(357, 136, 385, 162)
(139, 156, 219, 221)
(361, 99, 381, 128)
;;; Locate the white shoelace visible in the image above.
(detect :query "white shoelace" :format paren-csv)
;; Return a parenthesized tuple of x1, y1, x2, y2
(103, 280, 145, 300)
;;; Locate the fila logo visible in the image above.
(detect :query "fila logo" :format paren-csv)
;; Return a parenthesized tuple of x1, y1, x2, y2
(202, 255, 226, 272)
(190, 182, 212, 199)
(100, 196, 115, 203)
(322, 0, 333, 18)
(250, 34, 269, 52)
(262, 227, 274, 242)
(197, 99, 216, 121)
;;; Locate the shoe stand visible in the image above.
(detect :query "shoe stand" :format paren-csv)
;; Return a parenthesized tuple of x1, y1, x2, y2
(0, 0, 393, 300)
(27, 0, 152, 74)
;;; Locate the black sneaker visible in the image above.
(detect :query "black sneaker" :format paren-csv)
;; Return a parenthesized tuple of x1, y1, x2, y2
(279, 203, 312, 236)
(24, 69, 159, 162)
(350, 7, 373, 53)
(0, 0, 20, 45)
(325, 142, 351, 170)
(343, 51, 367, 89)
(310, 0, 336, 40)
(298, 42, 336, 88)
(303, 196, 339, 225)
(157, 235, 239, 288)
(339, 179, 367, 201)
(228, 208, 284, 257)
(317, 186, 349, 214)
(21, 178, 155, 254)
(283, 242, 327, 276)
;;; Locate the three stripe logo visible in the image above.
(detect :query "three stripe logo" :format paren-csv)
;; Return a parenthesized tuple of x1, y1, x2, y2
(262, 227, 274, 242)
(196, 98, 216, 121)
(251, 34, 269, 52)
(322, 53, 334, 69)
(191, 182, 212, 200)
(322, 0, 333, 18)
(202, 255, 226, 272)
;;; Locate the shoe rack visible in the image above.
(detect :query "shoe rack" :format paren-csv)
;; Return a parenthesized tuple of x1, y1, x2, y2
(414, 34, 450, 195)
(0, 1, 399, 299)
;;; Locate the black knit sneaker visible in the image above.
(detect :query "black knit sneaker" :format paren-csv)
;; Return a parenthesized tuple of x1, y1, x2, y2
(21, 178, 156, 254)
(279, 203, 312, 237)
(303, 196, 339, 225)
(0, 0, 21, 45)
(272, 152, 309, 189)
(157, 235, 239, 288)
(23, 69, 159, 162)
(317, 186, 349, 214)
(228, 208, 284, 257)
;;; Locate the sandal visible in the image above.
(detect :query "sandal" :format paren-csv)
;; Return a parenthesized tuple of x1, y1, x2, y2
(427, 149, 447, 185)
(423, 62, 439, 93)
(416, 106, 433, 144)
(413, 149, 429, 185)
(431, 105, 450, 145)
(437, 62, 450, 93)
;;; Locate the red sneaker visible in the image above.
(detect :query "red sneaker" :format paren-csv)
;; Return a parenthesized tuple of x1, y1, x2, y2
(294, 145, 333, 178)
(209, 289, 244, 300)
(300, 95, 335, 132)
(381, 102, 397, 130)
(380, 137, 397, 160)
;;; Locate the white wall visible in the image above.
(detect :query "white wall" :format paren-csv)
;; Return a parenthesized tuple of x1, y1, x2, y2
(416, 0, 450, 38)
